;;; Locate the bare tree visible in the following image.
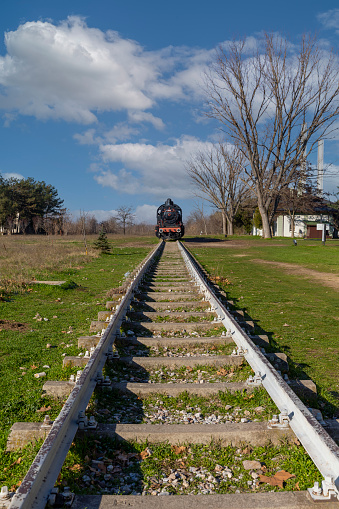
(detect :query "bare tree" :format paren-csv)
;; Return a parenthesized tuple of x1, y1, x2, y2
(205, 33, 339, 237)
(279, 169, 325, 237)
(100, 216, 118, 234)
(191, 201, 208, 235)
(187, 142, 250, 235)
(116, 206, 135, 235)
(129, 222, 153, 235)
(186, 209, 208, 235)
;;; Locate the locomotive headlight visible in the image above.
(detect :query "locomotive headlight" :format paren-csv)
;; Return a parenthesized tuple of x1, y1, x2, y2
(159, 228, 163, 233)
(177, 228, 181, 232)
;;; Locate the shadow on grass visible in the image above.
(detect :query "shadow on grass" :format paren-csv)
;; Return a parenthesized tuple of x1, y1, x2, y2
(184, 237, 228, 243)
(208, 282, 339, 416)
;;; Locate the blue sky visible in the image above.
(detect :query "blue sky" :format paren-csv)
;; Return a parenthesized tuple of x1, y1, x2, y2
(1, 0, 339, 224)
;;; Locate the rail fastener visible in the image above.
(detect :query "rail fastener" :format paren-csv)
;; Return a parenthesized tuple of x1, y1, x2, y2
(268, 411, 290, 429)
(246, 372, 263, 387)
(77, 411, 97, 430)
(0, 486, 12, 507)
(47, 487, 74, 507)
(308, 477, 339, 501)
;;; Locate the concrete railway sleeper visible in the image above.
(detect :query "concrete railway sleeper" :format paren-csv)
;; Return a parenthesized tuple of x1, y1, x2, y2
(3, 241, 339, 508)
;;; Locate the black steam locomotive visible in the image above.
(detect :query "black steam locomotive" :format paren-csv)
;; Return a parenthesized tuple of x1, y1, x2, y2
(155, 198, 185, 240)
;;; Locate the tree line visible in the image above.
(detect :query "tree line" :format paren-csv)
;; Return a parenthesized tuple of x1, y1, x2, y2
(187, 32, 339, 238)
(0, 177, 152, 236)
(0, 176, 65, 234)
(65, 206, 152, 236)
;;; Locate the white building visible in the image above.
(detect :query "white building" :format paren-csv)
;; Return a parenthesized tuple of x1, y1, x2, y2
(253, 214, 333, 238)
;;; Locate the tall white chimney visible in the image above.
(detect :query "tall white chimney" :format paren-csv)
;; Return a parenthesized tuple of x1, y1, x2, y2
(317, 139, 324, 193)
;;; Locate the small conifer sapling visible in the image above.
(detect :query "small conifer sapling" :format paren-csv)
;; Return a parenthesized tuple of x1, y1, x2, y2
(94, 229, 111, 254)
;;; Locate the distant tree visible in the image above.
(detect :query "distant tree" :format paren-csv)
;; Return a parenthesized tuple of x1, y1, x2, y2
(86, 215, 99, 234)
(234, 207, 253, 234)
(187, 143, 250, 235)
(116, 206, 135, 235)
(100, 216, 118, 234)
(128, 222, 154, 235)
(0, 176, 64, 234)
(193, 201, 208, 235)
(93, 229, 111, 254)
(331, 188, 339, 232)
(208, 210, 223, 234)
(253, 208, 263, 230)
(186, 210, 207, 235)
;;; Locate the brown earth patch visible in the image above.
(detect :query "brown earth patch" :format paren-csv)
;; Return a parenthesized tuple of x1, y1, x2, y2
(250, 259, 339, 291)
(185, 239, 251, 248)
(0, 320, 31, 332)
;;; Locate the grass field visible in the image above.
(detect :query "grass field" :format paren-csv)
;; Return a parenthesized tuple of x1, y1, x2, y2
(183, 236, 339, 416)
(0, 234, 157, 490)
(0, 233, 338, 490)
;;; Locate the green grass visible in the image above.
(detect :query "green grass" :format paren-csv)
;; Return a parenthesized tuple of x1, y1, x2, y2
(183, 235, 339, 273)
(186, 239, 339, 417)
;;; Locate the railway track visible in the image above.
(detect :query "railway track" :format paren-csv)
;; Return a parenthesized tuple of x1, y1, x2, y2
(2, 241, 339, 508)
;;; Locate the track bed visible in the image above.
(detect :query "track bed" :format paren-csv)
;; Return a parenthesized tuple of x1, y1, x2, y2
(5, 241, 339, 508)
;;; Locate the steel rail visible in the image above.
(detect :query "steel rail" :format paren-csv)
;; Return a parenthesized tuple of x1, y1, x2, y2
(178, 241, 339, 496)
(8, 241, 164, 509)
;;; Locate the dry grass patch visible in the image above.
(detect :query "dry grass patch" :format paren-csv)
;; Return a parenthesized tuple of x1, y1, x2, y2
(0, 235, 98, 293)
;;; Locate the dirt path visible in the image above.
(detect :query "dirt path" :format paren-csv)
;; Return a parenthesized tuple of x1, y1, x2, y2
(250, 259, 339, 291)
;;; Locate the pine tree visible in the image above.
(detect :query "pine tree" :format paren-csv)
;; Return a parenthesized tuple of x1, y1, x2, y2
(93, 229, 111, 254)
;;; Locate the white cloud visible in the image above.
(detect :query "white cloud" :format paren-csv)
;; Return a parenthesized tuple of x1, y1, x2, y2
(0, 17, 213, 125)
(74, 129, 99, 145)
(94, 168, 140, 194)
(128, 111, 165, 130)
(95, 136, 213, 198)
(0, 17, 156, 123)
(135, 204, 157, 224)
(103, 124, 140, 143)
(317, 9, 339, 30)
(150, 48, 214, 101)
(74, 123, 141, 146)
(2, 172, 24, 180)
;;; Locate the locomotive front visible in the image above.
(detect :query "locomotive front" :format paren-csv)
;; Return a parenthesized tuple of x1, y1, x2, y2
(155, 198, 185, 240)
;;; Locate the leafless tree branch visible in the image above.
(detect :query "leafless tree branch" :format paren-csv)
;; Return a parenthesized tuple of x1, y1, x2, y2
(205, 32, 339, 237)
